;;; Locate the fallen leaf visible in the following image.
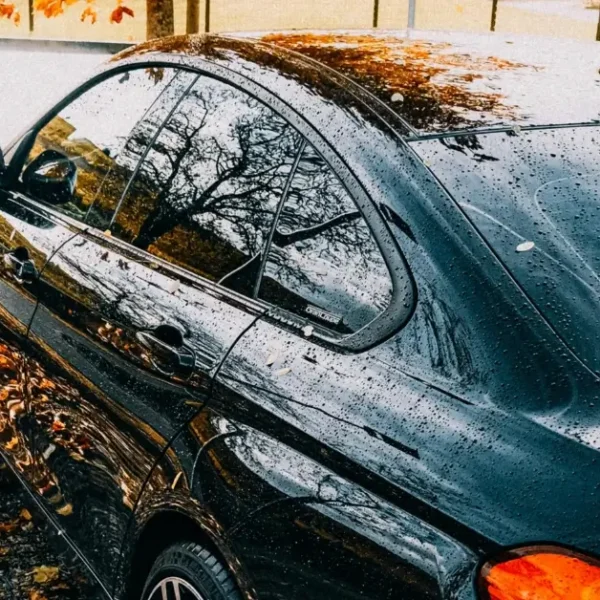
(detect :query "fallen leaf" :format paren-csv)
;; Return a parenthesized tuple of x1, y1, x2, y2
(302, 325, 314, 338)
(39, 378, 56, 390)
(20, 508, 32, 521)
(5, 436, 18, 451)
(52, 416, 66, 432)
(184, 400, 203, 408)
(56, 503, 73, 516)
(0, 520, 17, 534)
(30, 590, 48, 600)
(32, 565, 60, 584)
(516, 240, 535, 252)
(276, 367, 292, 377)
(165, 279, 180, 294)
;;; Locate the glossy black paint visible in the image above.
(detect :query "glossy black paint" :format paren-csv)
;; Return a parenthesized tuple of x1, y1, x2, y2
(0, 31, 598, 600)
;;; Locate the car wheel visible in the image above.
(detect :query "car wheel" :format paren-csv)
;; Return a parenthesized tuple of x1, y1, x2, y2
(141, 542, 242, 600)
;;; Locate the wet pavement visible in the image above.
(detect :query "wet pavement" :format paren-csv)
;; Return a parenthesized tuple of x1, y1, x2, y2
(0, 463, 95, 600)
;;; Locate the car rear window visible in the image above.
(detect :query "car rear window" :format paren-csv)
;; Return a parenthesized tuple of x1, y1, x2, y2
(412, 126, 600, 374)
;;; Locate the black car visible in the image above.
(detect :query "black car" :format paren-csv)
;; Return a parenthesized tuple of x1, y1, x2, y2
(0, 29, 599, 600)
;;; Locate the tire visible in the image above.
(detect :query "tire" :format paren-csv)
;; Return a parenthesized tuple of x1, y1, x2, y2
(141, 541, 242, 600)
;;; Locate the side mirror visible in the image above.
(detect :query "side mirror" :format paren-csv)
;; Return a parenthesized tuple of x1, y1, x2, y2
(22, 149, 77, 206)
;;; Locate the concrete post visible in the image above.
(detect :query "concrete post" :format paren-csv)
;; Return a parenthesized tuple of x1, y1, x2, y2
(205, 0, 211, 33)
(408, 0, 416, 28)
(491, 0, 499, 31)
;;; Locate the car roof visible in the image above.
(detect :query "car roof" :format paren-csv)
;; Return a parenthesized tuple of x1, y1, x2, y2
(113, 30, 600, 139)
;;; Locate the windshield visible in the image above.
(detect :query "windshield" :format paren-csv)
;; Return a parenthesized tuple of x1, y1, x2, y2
(412, 126, 600, 374)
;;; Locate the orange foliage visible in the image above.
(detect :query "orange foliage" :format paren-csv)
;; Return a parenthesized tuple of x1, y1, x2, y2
(33, 0, 133, 24)
(0, 1, 20, 25)
(484, 552, 600, 600)
(80, 4, 97, 23)
(33, 0, 77, 19)
(262, 32, 530, 132)
(110, 1, 134, 24)
(0, 1, 15, 18)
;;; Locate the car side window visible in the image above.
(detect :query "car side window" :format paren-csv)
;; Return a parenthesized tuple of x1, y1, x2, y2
(110, 75, 303, 296)
(258, 144, 393, 334)
(19, 67, 189, 227)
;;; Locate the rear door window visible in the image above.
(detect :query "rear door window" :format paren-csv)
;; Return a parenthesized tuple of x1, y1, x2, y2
(258, 143, 393, 334)
(110, 74, 303, 297)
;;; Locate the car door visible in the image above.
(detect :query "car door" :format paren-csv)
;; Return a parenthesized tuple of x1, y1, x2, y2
(26, 71, 304, 588)
(0, 187, 69, 485)
(189, 142, 481, 599)
(2, 65, 200, 586)
(0, 65, 186, 491)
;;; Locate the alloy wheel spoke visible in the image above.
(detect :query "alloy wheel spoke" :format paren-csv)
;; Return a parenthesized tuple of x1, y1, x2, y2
(173, 580, 181, 600)
(148, 576, 205, 600)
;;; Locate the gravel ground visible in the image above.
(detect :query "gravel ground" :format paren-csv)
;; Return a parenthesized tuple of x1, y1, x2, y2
(0, 464, 99, 600)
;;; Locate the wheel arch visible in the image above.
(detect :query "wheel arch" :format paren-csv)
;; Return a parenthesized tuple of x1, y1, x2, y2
(118, 504, 256, 600)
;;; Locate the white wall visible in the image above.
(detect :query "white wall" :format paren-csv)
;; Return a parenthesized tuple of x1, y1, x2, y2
(0, 42, 110, 147)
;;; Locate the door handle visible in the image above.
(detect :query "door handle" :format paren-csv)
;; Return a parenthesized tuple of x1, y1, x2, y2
(3, 248, 38, 284)
(136, 327, 195, 378)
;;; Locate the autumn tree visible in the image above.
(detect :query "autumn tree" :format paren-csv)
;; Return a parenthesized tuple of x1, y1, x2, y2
(0, 0, 176, 39)
(146, 0, 173, 38)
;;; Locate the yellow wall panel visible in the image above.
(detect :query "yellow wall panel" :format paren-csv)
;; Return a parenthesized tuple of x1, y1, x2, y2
(210, 0, 372, 33)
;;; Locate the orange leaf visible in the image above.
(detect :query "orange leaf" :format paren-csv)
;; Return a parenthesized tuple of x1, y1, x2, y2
(109, 3, 133, 24)
(56, 503, 73, 516)
(5, 436, 18, 451)
(34, 0, 66, 18)
(0, 2, 15, 19)
(80, 4, 96, 23)
(31, 565, 60, 584)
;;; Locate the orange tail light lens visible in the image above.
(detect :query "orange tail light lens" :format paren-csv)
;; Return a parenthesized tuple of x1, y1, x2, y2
(479, 547, 600, 600)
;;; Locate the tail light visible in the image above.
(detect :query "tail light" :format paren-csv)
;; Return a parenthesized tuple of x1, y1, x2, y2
(478, 546, 600, 600)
